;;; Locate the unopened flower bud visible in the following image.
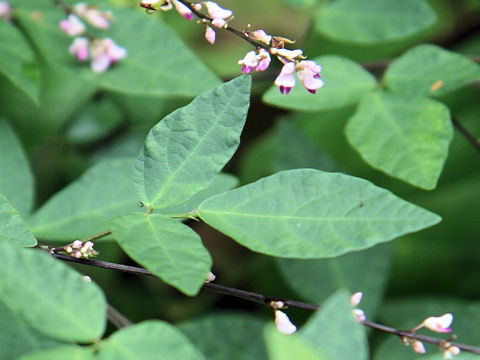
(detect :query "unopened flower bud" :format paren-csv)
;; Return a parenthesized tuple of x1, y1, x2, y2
(352, 309, 366, 322)
(443, 345, 460, 359)
(205, 25, 216, 44)
(274, 310, 296, 335)
(350, 292, 363, 307)
(83, 276, 92, 283)
(411, 340, 426, 354)
(0, 1, 11, 21)
(205, 272, 216, 282)
(60, 14, 86, 36)
(72, 240, 83, 249)
(73, 250, 82, 258)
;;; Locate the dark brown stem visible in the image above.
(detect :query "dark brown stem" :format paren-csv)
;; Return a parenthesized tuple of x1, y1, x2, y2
(48, 252, 480, 355)
(452, 117, 480, 153)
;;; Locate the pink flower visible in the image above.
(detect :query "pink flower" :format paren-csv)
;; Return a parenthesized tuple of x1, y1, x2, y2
(0, 1, 11, 21)
(297, 60, 324, 94)
(205, 25, 216, 44)
(249, 29, 272, 45)
(173, 0, 193, 20)
(238, 51, 258, 74)
(256, 48, 271, 71)
(274, 62, 296, 94)
(69, 37, 90, 61)
(411, 340, 426, 354)
(91, 38, 127, 73)
(74, 3, 112, 30)
(274, 310, 297, 335)
(423, 313, 453, 333)
(60, 14, 86, 36)
(204, 1, 232, 28)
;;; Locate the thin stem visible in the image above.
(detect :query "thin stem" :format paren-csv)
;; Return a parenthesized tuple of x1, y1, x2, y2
(107, 303, 132, 328)
(49, 252, 480, 355)
(452, 117, 480, 153)
(83, 230, 112, 242)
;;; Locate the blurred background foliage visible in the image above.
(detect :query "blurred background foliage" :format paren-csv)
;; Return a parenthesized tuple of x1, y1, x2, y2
(1, 0, 480, 358)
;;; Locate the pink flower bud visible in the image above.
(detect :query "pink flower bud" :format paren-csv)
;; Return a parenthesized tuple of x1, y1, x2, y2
(205, 25, 216, 44)
(60, 14, 86, 36)
(173, 0, 194, 20)
(423, 313, 453, 333)
(205, 272, 216, 282)
(411, 340, 426, 354)
(274, 310, 297, 335)
(350, 292, 363, 307)
(211, 18, 226, 28)
(255, 48, 271, 72)
(204, 1, 232, 20)
(72, 240, 83, 249)
(69, 37, 90, 61)
(352, 309, 366, 322)
(443, 345, 460, 359)
(273, 48, 303, 60)
(249, 30, 272, 45)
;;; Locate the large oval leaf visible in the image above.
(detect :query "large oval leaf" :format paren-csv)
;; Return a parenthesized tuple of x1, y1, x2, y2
(197, 169, 440, 258)
(345, 91, 453, 190)
(263, 56, 377, 112)
(133, 76, 251, 210)
(315, 0, 436, 44)
(0, 242, 106, 342)
(384, 44, 480, 97)
(29, 158, 139, 240)
(0, 194, 36, 247)
(0, 120, 34, 218)
(110, 213, 212, 296)
(97, 321, 205, 360)
(19, 346, 96, 360)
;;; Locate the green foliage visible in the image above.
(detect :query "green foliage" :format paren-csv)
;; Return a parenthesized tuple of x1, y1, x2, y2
(346, 91, 453, 189)
(315, 0, 437, 43)
(301, 290, 368, 359)
(384, 44, 480, 97)
(0, 120, 34, 217)
(0, 194, 36, 247)
(29, 158, 139, 240)
(96, 321, 205, 360)
(0, 242, 106, 342)
(197, 169, 440, 258)
(133, 76, 251, 210)
(19, 346, 96, 360)
(180, 313, 268, 360)
(277, 244, 391, 318)
(263, 55, 377, 111)
(110, 213, 211, 296)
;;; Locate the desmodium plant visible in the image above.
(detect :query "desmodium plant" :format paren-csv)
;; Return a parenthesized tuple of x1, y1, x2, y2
(0, 0, 480, 359)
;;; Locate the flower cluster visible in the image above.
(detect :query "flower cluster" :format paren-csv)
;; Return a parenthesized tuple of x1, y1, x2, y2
(59, 2, 127, 73)
(63, 240, 99, 259)
(0, 1, 11, 21)
(139, 0, 323, 95)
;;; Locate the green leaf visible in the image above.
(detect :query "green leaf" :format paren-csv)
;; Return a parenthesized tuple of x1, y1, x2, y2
(160, 173, 238, 216)
(134, 76, 251, 210)
(263, 56, 377, 112)
(0, 300, 61, 360)
(0, 120, 34, 217)
(0, 22, 39, 104)
(20, 346, 96, 360)
(301, 290, 368, 360)
(97, 320, 205, 360)
(264, 324, 326, 360)
(29, 158, 139, 240)
(277, 244, 391, 318)
(315, 0, 436, 44)
(0, 194, 36, 247)
(279, 0, 318, 9)
(345, 91, 453, 190)
(0, 242, 106, 342)
(180, 313, 268, 360)
(110, 213, 211, 296)
(384, 44, 480, 97)
(197, 169, 440, 258)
